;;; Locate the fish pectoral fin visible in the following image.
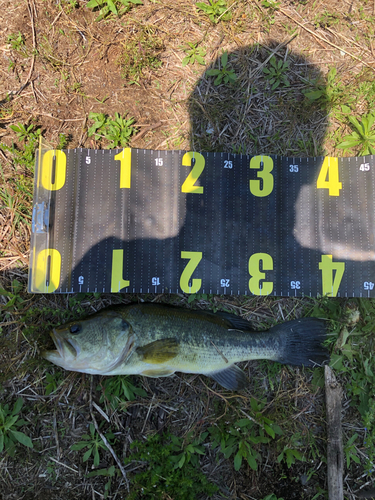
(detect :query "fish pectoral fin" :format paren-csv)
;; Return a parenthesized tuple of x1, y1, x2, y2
(141, 368, 175, 378)
(206, 365, 248, 391)
(136, 338, 180, 364)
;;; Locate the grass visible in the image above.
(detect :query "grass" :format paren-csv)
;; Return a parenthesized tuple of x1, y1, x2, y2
(2, 0, 375, 497)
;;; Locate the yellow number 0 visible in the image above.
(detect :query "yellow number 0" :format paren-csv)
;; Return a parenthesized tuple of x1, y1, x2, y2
(41, 150, 66, 191)
(249, 155, 274, 197)
(248, 253, 273, 295)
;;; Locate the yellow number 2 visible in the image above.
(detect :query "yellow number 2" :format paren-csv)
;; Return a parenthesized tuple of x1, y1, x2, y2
(180, 251, 202, 293)
(181, 152, 205, 194)
(316, 157, 342, 196)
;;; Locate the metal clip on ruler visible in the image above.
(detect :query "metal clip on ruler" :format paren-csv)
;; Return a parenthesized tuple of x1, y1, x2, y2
(28, 141, 375, 297)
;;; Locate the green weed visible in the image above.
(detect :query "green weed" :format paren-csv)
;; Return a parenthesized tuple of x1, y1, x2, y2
(344, 433, 361, 469)
(87, 466, 117, 499)
(303, 67, 347, 111)
(0, 398, 33, 457)
(263, 55, 290, 90)
(196, 0, 231, 23)
(169, 431, 207, 469)
(3, 122, 41, 170)
(277, 432, 306, 468)
(124, 432, 218, 499)
(262, 495, 284, 500)
(261, 0, 280, 9)
(118, 26, 164, 83)
(87, 112, 137, 148)
(44, 372, 64, 396)
(86, 0, 142, 21)
(71, 423, 113, 466)
(337, 112, 375, 155)
(209, 398, 282, 471)
(314, 10, 340, 28)
(206, 51, 237, 86)
(97, 375, 147, 410)
(181, 42, 206, 66)
(7, 32, 28, 56)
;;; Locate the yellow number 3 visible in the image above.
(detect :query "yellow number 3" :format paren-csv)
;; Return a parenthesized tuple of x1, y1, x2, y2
(249, 155, 274, 197)
(248, 253, 273, 295)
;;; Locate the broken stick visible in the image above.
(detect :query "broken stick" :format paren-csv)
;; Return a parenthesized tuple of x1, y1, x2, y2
(325, 365, 344, 500)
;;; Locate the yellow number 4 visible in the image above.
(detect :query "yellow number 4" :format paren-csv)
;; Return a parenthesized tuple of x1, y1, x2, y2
(316, 157, 342, 196)
(319, 254, 345, 297)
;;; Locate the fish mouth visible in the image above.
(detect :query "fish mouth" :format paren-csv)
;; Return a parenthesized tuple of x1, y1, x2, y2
(50, 329, 80, 359)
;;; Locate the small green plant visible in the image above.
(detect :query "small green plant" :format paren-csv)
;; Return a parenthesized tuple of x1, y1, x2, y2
(0, 398, 33, 457)
(206, 51, 237, 86)
(196, 0, 231, 23)
(261, 0, 280, 9)
(57, 133, 69, 149)
(303, 67, 347, 111)
(337, 112, 375, 155)
(169, 431, 207, 469)
(86, 0, 142, 21)
(277, 432, 306, 468)
(7, 32, 27, 55)
(263, 55, 290, 90)
(87, 466, 117, 499)
(209, 398, 282, 471)
(314, 10, 340, 28)
(44, 372, 64, 396)
(4, 122, 41, 170)
(262, 495, 285, 500)
(118, 27, 164, 83)
(9, 123, 40, 142)
(344, 433, 361, 469)
(97, 375, 147, 410)
(124, 433, 218, 499)
(87, 112, 137, 148)
(71, 423, 113, 466)
(181, 42, 206, 66)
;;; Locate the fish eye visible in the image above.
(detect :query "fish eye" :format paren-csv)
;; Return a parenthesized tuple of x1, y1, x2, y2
(70, 324, 82, 335)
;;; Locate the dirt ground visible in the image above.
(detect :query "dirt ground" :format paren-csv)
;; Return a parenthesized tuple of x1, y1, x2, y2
(1, 0, 375, 498)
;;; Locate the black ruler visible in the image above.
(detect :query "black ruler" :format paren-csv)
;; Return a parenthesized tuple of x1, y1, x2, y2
(28, 145, 375, 297)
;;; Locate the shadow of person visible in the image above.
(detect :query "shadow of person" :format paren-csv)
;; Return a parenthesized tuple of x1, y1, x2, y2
(185, 40, 375, 298)
(34, 40, 375, 299)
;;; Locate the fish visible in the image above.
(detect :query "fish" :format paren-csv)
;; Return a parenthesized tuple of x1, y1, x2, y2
(43, 303, 329, 391)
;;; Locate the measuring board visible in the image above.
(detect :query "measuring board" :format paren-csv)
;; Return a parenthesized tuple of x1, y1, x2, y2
(28, 143, 375, 297)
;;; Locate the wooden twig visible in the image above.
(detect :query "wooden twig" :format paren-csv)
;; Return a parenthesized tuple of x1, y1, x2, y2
(89, 377, 130, 492)
(325, 365, 344, 500)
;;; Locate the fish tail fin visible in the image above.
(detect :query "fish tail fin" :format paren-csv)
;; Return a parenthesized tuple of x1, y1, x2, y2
(272, 318, 329, 367)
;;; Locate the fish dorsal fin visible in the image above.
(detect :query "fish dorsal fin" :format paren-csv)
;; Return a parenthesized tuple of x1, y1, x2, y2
(215, 311, 255, 331)
(136, 338, 180, 364)
(206, 365, 248, 391)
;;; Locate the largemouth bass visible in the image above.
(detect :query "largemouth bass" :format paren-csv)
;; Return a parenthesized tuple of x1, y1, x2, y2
(43, 303, 328, 390)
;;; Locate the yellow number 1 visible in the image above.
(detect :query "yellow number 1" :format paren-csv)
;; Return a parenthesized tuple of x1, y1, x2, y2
(115, 148, 131, 189)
